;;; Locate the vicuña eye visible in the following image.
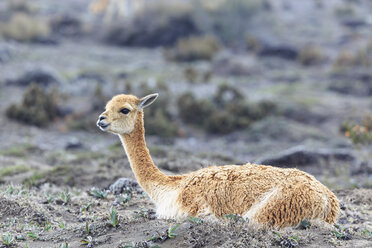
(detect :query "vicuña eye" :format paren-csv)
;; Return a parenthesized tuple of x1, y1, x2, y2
(120, 108, 130, 114)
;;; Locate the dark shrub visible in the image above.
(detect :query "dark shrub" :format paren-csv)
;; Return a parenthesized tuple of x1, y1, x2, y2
(178, 84, 277, 134)
(6, 84, 60, 127)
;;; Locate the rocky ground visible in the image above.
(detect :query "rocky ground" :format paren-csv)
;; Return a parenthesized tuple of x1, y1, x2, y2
(0, 0, 372, 247)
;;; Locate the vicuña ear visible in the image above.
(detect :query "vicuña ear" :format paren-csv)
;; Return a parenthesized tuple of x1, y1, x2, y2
(139, 93, 158, 109)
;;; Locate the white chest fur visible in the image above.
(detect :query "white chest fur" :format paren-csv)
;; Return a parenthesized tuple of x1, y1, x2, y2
(150, 187, 188, 219)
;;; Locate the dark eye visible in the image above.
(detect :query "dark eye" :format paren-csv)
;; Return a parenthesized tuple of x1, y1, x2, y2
(120, 108, 130, 114)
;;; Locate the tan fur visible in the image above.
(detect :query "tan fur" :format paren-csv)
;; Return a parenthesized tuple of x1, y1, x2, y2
(97, 94, 340, 228)
(89, 0, 146, 24)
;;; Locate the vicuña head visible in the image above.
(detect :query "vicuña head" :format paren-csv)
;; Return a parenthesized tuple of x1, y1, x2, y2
(97, 93, 158, 134)
(97, 93, 340, 228)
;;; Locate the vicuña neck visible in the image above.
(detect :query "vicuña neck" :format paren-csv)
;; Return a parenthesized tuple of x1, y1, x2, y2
(119, 111, 169, 195)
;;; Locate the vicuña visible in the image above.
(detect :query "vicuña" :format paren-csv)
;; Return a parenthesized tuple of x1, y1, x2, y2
(97, 93, 339, 228)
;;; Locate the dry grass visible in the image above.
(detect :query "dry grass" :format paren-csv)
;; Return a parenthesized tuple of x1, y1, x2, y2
(0, 13, 50, 42)
(298, 45, 325, 66)
(164, 35, 221, 62)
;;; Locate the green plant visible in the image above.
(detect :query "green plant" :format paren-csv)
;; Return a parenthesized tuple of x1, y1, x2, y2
(167, 223, 180, 239)
(59, 222, 65, 229)
(299, 219, 311, 229)
(85, 222, 90, 235)
(59, 191, 71, 205)
(361, 229, 371, 237)
(60, 243, 69, 248)
(331, 225, 352, 240)
(134, 208, 156, 220)
(26, 231, 39, 240)
(80, 203, 92, 212)
(331, 230, 351, 240)
(80, 236, 93, 247)
(188, 217, 204, 224)
(89, 187, 108, 199)
(225, 214, 246, 222)
(109, 206, 119, 228)
(117, 194, 131, 206)
(2, 233, 14, 246)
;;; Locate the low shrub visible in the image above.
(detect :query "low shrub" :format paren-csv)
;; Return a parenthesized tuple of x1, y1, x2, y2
(164, 35, 220, 62)
(178, 84, 277, 134)
(341, 115, 372, 145)
(6, 84, 60, 127)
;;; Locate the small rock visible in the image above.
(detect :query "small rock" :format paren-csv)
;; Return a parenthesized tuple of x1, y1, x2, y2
(65, 137, 83, 150)
(258, 44, 298, 60)
(55, 199, 64, 205)
(109, 178, 139, 195)
(256, 146, 355, 169)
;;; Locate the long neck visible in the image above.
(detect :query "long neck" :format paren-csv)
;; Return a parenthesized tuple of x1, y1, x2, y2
(119, 111, 169, 195)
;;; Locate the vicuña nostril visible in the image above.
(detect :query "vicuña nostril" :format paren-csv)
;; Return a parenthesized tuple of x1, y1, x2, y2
(99, 116, 106, 121)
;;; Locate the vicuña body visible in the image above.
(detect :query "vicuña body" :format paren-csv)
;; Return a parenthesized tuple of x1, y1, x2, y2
(97, 93, 339, 228)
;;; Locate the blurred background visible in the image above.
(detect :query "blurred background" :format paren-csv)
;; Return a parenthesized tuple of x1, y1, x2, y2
(0, 0, 372, 191)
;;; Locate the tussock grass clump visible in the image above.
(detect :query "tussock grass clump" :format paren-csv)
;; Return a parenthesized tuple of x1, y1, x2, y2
(0, 13, 50, 42)
(298, 45, 325, 66)
(165, 35, 220, 62)
(178, 84, 277, 134)
(6, 84, 60, 127)
(334, 43, 372, 69)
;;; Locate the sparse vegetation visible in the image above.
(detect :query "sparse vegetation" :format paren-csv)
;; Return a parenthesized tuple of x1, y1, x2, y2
(6, 84, 60, 127)
(0, 165, 30, 177)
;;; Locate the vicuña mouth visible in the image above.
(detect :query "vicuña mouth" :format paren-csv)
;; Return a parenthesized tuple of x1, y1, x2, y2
(97, 122, 110, 130)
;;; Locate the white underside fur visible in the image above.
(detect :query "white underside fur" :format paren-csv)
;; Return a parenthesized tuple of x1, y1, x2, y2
(151, 187, 188, 219)
(243, 187, 279, 221)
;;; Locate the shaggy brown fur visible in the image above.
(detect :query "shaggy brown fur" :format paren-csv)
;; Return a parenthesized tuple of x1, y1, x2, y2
(97, 93, 340, 228)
